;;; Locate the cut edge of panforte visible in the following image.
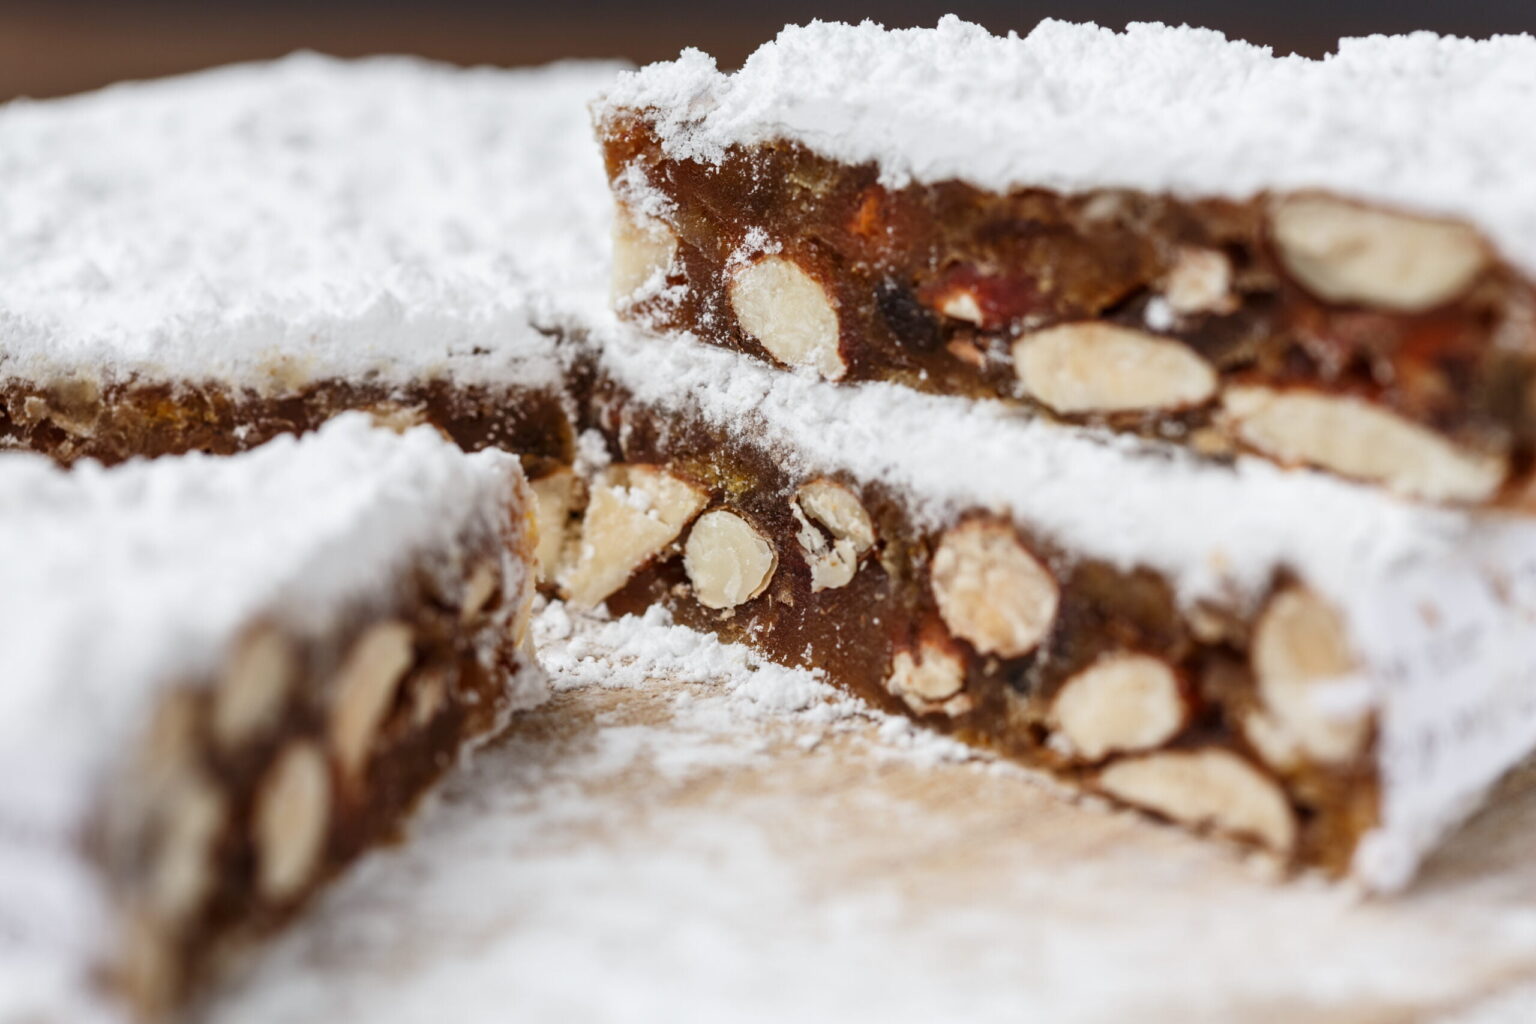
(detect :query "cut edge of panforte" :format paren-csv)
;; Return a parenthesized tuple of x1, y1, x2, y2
(596, 31, 1536, 508)
(0, 416, 542, 1020)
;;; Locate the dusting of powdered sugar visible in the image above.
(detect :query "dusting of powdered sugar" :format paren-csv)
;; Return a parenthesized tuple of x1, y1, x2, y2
(724, 226, 781, 269)
(533, 600, 980, 770)
(600, 17, 1536, 275)
(610, 162, 677, 224)
(0, 414, 534, 1023)
(0, 56, 620, 389)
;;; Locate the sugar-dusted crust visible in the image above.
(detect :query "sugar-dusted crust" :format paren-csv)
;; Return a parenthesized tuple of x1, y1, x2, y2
(0, 415, 543, 1019)
(0, 54, 616, 403)
(597, 21, 1536, 503)
(599, 18, 1536, 276)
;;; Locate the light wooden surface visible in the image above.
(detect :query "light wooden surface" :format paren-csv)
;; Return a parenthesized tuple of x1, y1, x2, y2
(204, 608, 1536, 1023)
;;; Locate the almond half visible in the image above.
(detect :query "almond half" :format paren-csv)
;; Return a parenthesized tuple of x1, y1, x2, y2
(1222, 386, 1504, 502)
(1014, 323, 1217, 414)
(931, 519, 1059, 659)
(1270, 194, 1488, 313)
(683, 508, 778, 610)
(1098, 748, 1296, 852)
(564, 464, 708, 609)
(791, 478, 876, 592)
(611, 204, 679, 305)
(729, 255, 846, 380)
(1051, 652, 1188, 761)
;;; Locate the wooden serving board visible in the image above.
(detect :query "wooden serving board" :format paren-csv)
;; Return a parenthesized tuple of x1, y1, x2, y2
(204, 608, 1536, 1024)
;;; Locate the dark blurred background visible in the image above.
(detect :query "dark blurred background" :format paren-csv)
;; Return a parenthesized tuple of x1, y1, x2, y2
(2, 1, 1533, 101)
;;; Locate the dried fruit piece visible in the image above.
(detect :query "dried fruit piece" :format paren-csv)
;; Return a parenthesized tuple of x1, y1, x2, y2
(252, 742, 331, 902)
(328, 621, 415, 781)
(564, 464, 708, 609)
(1246, 587, 1371, 767)
(1270, 194, 1488, 312)
(611, 204, 679, 304)
(791, 478, 876, 591)
(1013, 323, 1217, 414)
(1051, 652, 1188, 760)
(1163, 247, 1236, 316)
(728, 255, 846, 380)
(530, 467, 578, 582)
(1098, 748, 1296, 852)
(683, 508, 778, 610)
(1222, 386, 1505, 502)
(211, 627, 297, 751)
(931, 519, 1059, 658)
(917, 264, 1044, 329)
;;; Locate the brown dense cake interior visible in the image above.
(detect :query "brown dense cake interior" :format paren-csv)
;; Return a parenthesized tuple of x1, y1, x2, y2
(600, 118, 1536, 506)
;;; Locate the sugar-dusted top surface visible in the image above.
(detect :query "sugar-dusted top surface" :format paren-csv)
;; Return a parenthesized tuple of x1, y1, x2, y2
(601, 17, 1536, 274)
(0, 414, 523, 1014)
(0, 55, 619, 389)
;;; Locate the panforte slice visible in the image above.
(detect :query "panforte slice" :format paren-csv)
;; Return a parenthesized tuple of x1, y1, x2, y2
(0, 55, 619, 471)
(0, 415, 541, 1019)
(597, 18, 1536, 505)
(548, 318, 1536, 890)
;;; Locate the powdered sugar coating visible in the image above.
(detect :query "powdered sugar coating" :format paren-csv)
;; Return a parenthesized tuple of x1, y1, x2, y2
(0, 414, 538, 1022)
(0, 55, 618, 390)
(600, 17, 1536, 274)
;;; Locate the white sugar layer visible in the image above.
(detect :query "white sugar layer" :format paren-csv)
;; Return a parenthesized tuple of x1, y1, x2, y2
(0, 56, 618, 389)
(601, 17, 1536, 275)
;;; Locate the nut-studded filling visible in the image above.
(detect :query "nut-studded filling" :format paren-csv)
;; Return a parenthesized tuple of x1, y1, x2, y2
(93, 550, 529, 1019)
(600, 117, 1536, 505)
(0, 375, 574, 470)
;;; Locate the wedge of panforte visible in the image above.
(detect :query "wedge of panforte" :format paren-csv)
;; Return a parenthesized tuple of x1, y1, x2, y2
(0, 54, 619, 472)
(0, 414, 541, 1020)
(597, 17, 1536, 505)
(546, 316, 1536, 892)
